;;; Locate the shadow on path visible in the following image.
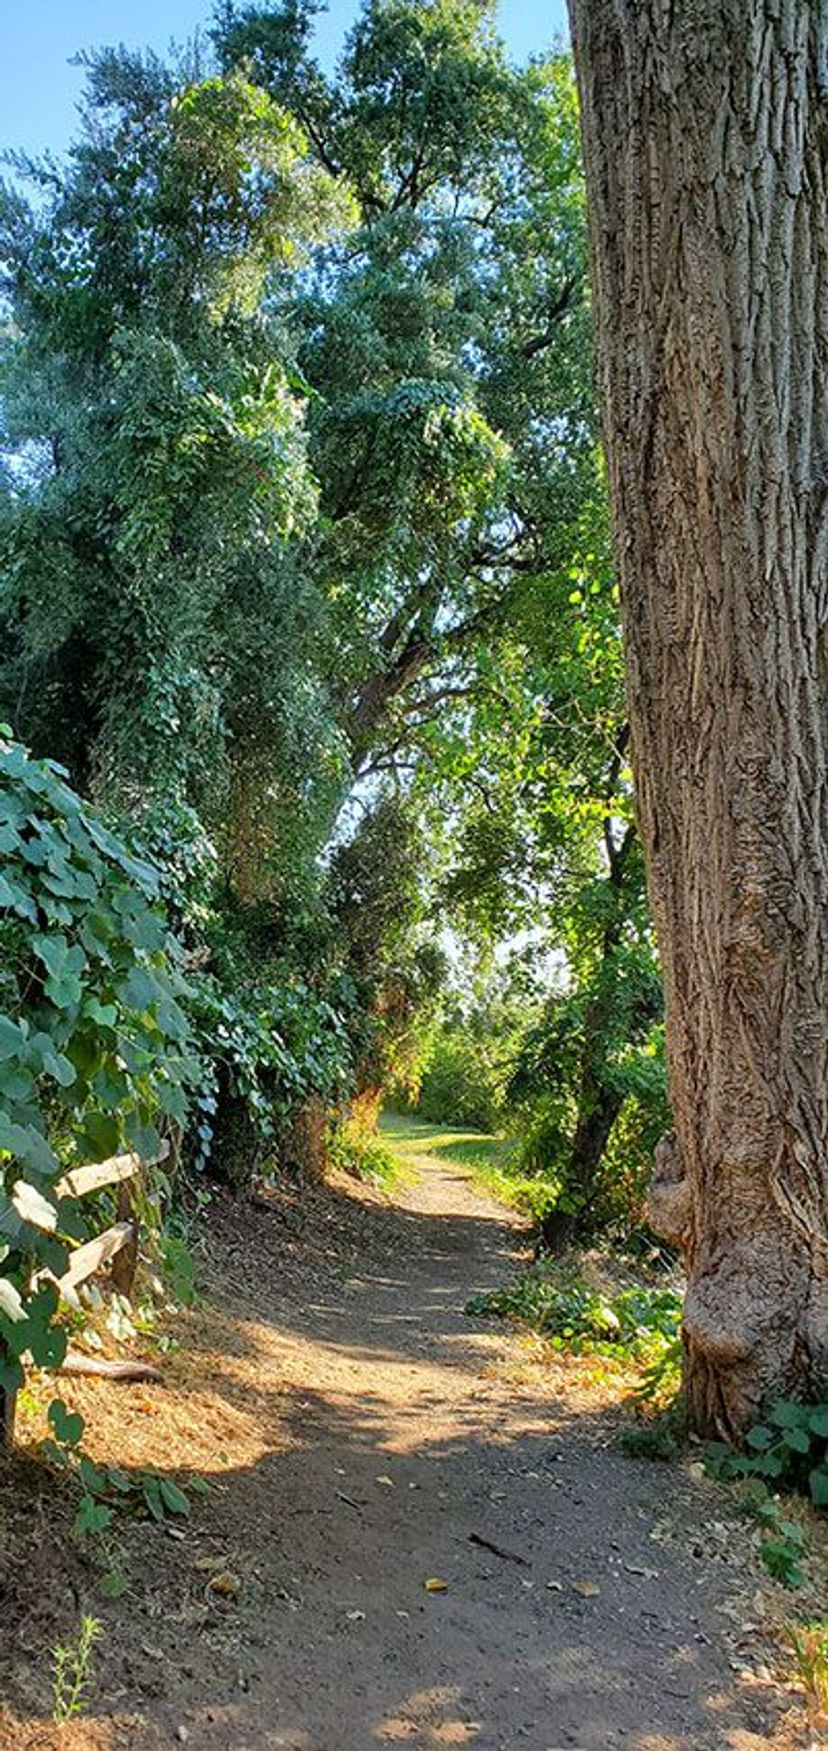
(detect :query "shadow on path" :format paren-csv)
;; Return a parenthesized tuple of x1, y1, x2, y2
(0, 1146, 788, 1751)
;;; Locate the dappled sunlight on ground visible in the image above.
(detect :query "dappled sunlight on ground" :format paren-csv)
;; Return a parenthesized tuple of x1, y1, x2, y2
(1, 1124, 810, 1751)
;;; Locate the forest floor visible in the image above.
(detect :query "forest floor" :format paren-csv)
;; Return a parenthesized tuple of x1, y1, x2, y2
(0, 1117, 820, 1751)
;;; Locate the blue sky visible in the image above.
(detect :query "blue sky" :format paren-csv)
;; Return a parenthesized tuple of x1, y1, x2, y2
(1, 1, 569, 164)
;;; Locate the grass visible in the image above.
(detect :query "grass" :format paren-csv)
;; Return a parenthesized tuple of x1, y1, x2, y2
(379, 1110, 535, 1210)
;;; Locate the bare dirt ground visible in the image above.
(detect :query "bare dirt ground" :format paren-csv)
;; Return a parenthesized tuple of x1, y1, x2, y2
(0, 1138, 814, 1751)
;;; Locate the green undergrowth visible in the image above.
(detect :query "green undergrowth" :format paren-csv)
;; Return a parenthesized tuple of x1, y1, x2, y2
(467, 1257, 683, 1368)
(43, 1398, 209, 1541)
(328, 1122, 401, 1190)
(703, 1399, 828, 1588)
(705, 1398, 828, 1509)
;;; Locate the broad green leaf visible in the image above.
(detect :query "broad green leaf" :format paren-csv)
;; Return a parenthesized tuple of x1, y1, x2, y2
(141, 1476, 165, 1521)
(0, 1355, 24, 1394)
(74, 1496, 114, 1536)
(48, 1398, 86, 1448)
(809, 1466, 828, 1508)
(0, 1015, 27, 1063)
(770, 1399, 809, 1431)
(79, 1456, 109, 1497)
(117, 967, 159, 1013)
(0, 1118, 57, 1175)
(158, 1478, 191, 1517)
(81, 1111, 122, 1161)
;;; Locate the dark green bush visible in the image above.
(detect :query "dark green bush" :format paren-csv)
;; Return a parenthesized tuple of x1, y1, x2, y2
(185, 971, 352, 1179)
(0, 733, 197, 1396)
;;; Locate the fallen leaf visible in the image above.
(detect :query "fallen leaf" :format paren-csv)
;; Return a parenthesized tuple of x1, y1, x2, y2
(572, 1581, 601, 1598)
(376, 1475, 395, 1488)
(424, 1578, 449, 1593)
(206, 1571, 241, 1599)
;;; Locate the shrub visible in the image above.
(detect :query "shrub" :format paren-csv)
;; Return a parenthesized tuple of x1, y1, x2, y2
(705, 1399, 828, 1511)
(0, 733, 197, 1402)
(468, 1262, 682, 1363)
(409, 1018, 514, 1132)
(186, 970, 352, 1179)
(328, 1115, 398, 1189)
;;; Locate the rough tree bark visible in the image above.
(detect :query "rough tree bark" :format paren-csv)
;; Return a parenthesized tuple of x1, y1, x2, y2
(568, 0, 828, 1435)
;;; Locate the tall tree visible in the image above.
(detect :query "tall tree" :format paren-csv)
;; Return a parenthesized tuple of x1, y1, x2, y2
(0, 48, 348, 912)
(568, 1, 828, 1433)
(215, 1, 592, 781)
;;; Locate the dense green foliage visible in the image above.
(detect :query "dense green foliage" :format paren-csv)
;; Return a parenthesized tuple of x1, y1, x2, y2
(0, 734, 196, 1400)
(0, 1, 669, 1279)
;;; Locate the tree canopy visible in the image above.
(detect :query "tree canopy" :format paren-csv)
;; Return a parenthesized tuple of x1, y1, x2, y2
(0, 0, 668, 1406)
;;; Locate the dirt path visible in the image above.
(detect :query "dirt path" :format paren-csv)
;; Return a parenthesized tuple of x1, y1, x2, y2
(2, 1129, 797, 1751)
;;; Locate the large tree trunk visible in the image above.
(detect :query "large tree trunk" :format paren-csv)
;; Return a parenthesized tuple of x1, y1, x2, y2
(568, 0, 828, 1435)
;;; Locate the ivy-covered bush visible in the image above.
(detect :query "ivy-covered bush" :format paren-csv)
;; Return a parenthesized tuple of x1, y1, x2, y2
(186, 970, 352, 1179)
(0, 734, 197, 1401)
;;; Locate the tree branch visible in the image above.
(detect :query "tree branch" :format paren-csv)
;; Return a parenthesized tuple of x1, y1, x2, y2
(521, 278, 578, 361)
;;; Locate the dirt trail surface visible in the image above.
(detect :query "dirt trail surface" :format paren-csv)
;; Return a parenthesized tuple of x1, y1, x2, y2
(1, 1129, 797, 1751)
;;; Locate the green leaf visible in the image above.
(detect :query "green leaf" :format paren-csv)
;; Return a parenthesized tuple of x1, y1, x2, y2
(31, 932, 71, 982)
(746, 1425, 774, 1452)
(48, 1398, 86, 1449)
(809, 1466, 828, 1508)
(0, 1117, 57, 1175)
(81, 1111, 122, 1161)
(117, 967, 159, 1014)
(104, 1466, 134, 1496)
(80, 1455, 109, 1497)
(44, 972, 83, 1010)
(27, 1312, 67, 1370)
(0, 872, 34, 915)
(158, 1478, 191, 1517)
(0, 1061, 37, 1104)
(0, 1014, 28, 1063)
(74, 1495, 114, 1536)
(83, 999, 118, 1030)
(141, 1475, 165, 1521)
(807, 1408, 828, 1439)
(0, 1355, 24, 1395)
(770, 1399, 809, 1431)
